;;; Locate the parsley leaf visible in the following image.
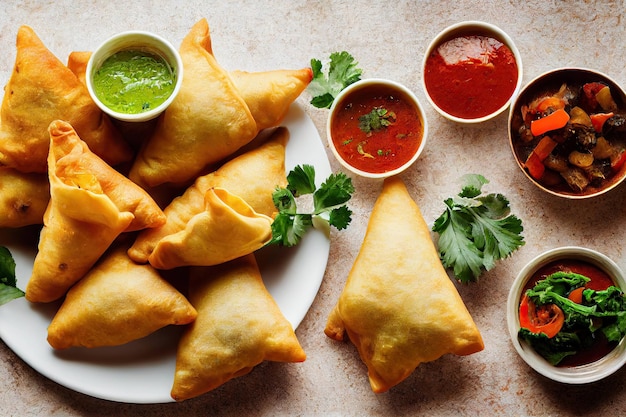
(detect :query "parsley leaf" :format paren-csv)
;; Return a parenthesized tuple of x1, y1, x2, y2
(308, 51, 362, 109)
(269, 164, 354, 246)
(432, 174, 524, 283)
(358, 107, 395, 134)
(0, 246, 25, 306)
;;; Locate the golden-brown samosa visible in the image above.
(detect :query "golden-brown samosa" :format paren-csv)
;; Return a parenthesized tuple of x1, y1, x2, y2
(25, 128, 135, 303)
(230, 68, 312, 131)
(324, 176, 484, 393)
(0, 26, 132, 173)
(47, 120, 165, 232)
(171, 254, 305, 401)
(148, 187, 272, 270)
(128, 18, 258, 187)
(0, 167, 49, 227)
(128, 126, 288, 263)
(47, 244, 197, 349)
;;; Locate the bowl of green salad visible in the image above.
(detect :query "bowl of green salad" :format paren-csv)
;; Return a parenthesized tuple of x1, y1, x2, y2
(507, 246, 626, 383)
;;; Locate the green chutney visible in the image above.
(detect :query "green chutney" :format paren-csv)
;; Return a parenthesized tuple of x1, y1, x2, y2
(93, 49, 176, 114)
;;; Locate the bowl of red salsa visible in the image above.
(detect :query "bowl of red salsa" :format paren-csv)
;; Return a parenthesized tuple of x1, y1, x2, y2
(327, 78, 427, 178)
(507, 246, 626, 384)
(422, 21, 522, 123)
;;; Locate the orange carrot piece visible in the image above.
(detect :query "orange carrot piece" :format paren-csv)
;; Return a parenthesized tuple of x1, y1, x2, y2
(568, 287, 585, 304)
(530, 108, 570, 136)
(532, 136, 558, 160)
(524, 152, 545, 180)
(590, 112, 614, 132)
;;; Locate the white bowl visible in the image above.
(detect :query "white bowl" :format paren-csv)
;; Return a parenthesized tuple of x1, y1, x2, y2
(326, 78, 428, 179)
(86, 31, 183, 122)
(422, 21, 523, 124)
(507, 246, 626, 384)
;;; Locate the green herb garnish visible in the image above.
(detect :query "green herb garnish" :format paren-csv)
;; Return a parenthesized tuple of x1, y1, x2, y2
(0, 246, 25, 306)
(307, 51, 363, 109)
(358, 107, 395, 134)
(432, 174, 524, 283)
(269, 164, 354, 247)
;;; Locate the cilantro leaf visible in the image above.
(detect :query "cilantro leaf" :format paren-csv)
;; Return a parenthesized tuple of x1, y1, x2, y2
(269, 165, 354, 247)
(432, 174, 525, 283)
(0, 246, 25, 306)
(308, 51, 362, 109)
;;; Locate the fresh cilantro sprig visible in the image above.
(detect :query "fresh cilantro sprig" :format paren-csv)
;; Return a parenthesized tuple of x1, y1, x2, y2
(0, 246, 25, 306)
(307, 51, 362, 109)
(358, 107, 395, 134)
(432, 174, 524, 283)
(269, 164, 354, 247)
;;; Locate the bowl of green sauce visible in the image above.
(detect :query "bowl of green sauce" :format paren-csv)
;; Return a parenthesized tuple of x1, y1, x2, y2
(86, 31, 183, 122)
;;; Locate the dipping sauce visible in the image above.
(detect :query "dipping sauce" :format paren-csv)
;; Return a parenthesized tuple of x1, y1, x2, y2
(424, 35, 518, 119)
(521, 259, 618, 367)
(92, 49, 176, 114)
(330, 84, 423, 174)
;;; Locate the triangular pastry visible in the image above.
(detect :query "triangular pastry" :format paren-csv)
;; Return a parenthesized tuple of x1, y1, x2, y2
(0, 25, 132, 173)
(230, 68, 312, 131)
(325, 176, 484, 393)
(47, 244, 197, 349)
(128, 18, 258, 187)
(0, 167, 49, 227)
(148, 187, 272, 270)
(25, 124, 135, 303)
(47, 120, 165, 232)
(128, 126, 288, 263)
(170, 254, 305, 401)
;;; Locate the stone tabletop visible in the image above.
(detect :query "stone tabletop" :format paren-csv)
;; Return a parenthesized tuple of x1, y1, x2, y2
(1, 1, 626, 416)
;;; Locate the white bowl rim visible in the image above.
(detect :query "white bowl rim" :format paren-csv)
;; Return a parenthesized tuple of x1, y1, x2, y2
(507, 66, 626, 199)
(326, 77, 429, 179)
(421, 20, 523, 124)
(506, 246, 626, 384)
(86, 30, 183, 123)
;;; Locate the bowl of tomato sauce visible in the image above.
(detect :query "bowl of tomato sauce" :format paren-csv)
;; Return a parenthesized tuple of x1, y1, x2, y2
(508, 67, 626, 199)
(86, 31, 183, 123)
(422, 21, 522, 123)
(327, 78, 428, 178)
(507, 246, 626, 384)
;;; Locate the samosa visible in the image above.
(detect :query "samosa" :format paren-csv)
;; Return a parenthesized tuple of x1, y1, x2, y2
(128, 18, 258, 187)
(171, 254, 305, 401)
(0, 167, 49, 228)
(47, 244, 197, 349)
(148, 187, 272, 270)
(0, 25, 131, 173)
(325, 176, 484, 393)
(128, 126, 288, 263)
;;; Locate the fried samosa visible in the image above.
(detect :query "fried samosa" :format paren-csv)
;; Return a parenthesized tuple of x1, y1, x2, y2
(0, 26, 132, 173)
(148, 187, 272, 270)
(0, 167, 49, 227)
(171, 254, 305, 401)
(47, 244, 197, 349)
(47, 120, 165, 232)
(128, 18, 258, 187)
(128, 126, 288, 263)
(25, 127, 135, 303)
(324, 176, 484, 393)
(230, 68, 312, 131)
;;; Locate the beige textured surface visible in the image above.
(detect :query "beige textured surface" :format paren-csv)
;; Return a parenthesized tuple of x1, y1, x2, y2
(2, 0, 626, 415)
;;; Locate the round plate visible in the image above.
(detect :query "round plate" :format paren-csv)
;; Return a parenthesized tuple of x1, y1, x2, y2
(0, 103, 331, 403)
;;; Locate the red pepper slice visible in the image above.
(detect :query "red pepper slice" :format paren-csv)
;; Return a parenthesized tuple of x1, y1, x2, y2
(519, 294, 565, 338)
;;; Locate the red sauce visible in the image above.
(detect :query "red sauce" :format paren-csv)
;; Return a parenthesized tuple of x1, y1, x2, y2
(424, 35, 518, 119)
(522, 259, 618, 367)
(330, 84, 423, 174)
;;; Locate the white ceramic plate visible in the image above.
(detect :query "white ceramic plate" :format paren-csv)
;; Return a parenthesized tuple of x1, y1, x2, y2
(0, 103, 331, 404)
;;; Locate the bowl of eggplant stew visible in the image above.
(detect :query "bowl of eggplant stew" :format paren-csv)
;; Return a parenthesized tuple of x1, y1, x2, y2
(509, 68, 626, 199)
